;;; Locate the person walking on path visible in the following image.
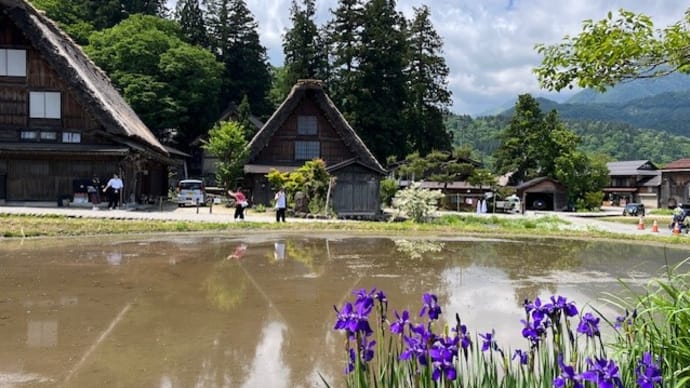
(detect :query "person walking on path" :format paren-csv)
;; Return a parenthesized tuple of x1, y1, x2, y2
(274, 187, 287, 222)
(88, 176, 102, 210)
(228, 187, 248, 220)
(103, 173, 123, 210)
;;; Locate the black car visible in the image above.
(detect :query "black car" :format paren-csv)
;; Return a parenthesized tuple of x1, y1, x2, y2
(622, 203, 645, 217)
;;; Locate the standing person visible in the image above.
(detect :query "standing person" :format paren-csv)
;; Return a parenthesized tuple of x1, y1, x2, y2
(103, 173, 123, 210)
(88, 176, 101, 210)
(274, 187, 287, 222)
(228, 187, 247, 220)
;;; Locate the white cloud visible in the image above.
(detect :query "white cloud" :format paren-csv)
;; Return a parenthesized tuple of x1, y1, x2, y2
(178, 0, 689, 115)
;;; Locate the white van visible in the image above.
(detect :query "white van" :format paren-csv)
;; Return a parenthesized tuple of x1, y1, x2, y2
(177, 179, 206, 206)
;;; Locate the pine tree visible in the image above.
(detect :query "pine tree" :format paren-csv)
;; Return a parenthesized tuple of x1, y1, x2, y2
(282, 0, 328, 95)
(405, 5, 452, 155)
(175, 0, 209, 48)
(494, 94, 543, 185)
(352, 0, 409, 161)
(325, 0, 365, 114)
(206, 0, 272, 117)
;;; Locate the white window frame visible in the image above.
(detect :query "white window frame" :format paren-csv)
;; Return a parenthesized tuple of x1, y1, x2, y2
(297, 115, 318, 135)
(30, 91, 61, 119)
(0, 49, 26, 77)
(20, 130, 38, 140)
(295, 141, 320, 160)
(62, 132, 81, 143)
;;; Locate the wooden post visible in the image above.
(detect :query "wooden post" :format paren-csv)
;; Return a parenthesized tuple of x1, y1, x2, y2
(196, 198, 199, 214)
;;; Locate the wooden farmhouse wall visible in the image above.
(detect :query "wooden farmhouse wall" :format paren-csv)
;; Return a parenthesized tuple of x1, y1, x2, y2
(254, 98, 356, 166)
(331, 164, 381, 216)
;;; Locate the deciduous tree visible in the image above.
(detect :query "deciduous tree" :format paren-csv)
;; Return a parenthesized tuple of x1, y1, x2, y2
(535, 8, 690, 91)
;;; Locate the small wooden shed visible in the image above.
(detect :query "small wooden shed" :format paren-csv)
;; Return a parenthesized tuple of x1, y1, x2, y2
(516, 177, 568, 211)
(244, 80, 386, 217)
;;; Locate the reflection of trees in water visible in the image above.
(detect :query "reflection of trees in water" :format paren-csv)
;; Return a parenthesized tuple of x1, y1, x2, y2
(202, 260, 248, 312)
(394, 239, 445, 259)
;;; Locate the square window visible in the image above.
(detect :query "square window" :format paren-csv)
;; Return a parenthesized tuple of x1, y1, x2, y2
(297, 115, 317, 135)
(0, 49, 26, 77)
(30, 91, 61, 119)
(40, 132, 57, 141)
(295, 141, 319, 160)
(62, 132, 81, 143)
(20, 131, 38, 140)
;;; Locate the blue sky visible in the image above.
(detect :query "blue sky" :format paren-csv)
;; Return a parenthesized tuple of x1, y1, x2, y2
(169, 1, 688, 115)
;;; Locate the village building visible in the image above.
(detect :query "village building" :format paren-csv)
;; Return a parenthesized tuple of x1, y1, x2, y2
(660, 158, 690, 207)
(0, 0, 176, 205)
(516, 176, 568, 211)
(604, 160, 661, 208)
(244, 80, 385, 217)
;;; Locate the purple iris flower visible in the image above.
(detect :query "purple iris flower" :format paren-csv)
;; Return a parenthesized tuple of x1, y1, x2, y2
(353, 288, 376, 311)
(429, 336, 459, 381)
(478, 330, 498, 352)
(581, 357, 623, 388)
(344, 337, 377, 374)
(512, 349, 529, 365)
(547, 295, 579, 317)
(333, 301, 373, 337)
(525, 297, 546, 322)
(553, 354, 584, 388)
(400, 334, 429, 366)
(454, 323, 471, 350)
(390, 310, 410, 335)
(614, 309, 637, 329)
(419, 293, 442, 321)
(521, 318, 547, 347)
(635, 352, 662, 388)
(577, 312, 601, 337)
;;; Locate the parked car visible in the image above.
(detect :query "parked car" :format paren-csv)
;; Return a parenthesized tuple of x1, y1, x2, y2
(177, 179, 206, 206)
(622, 203, 645, 217)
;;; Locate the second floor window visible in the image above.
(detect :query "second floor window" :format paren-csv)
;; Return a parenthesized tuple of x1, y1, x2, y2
(297, 115, 317, 135)
(30, 91, 61, 119)
(295, 141, 319, 160)
(0, 49, 26, 77)
(62, 132, 81, 143)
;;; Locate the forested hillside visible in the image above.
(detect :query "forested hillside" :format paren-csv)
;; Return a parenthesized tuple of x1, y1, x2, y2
(446, 113, 690, 167)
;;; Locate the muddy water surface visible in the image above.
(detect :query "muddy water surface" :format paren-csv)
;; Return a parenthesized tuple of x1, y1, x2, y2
(0, 234, 688, 387)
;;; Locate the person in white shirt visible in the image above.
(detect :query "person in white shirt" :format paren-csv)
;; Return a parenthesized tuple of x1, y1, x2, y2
(103, 173, 124, 209)
(274, 187, 287, 222)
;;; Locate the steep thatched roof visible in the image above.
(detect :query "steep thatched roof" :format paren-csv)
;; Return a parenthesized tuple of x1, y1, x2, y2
(247, 79, 385, 174)
(0, 0, 167, 155)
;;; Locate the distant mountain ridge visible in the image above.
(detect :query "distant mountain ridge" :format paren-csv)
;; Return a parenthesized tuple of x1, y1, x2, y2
(566, 72, 690, 105)
(498, 90, 690, 137)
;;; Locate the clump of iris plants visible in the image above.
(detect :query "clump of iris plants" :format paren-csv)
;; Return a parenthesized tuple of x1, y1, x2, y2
(328, 288, 667, 388)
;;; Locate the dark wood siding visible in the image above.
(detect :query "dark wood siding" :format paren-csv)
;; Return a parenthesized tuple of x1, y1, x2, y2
(6, 157, 118, 201)
(255, 98, 357, 166)
(332, 164, 380, 215)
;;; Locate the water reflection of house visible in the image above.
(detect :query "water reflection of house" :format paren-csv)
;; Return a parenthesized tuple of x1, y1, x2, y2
(0, 0, 180, 203)
(605, 160, 660, 208)
(244, 80, 386, 217)
(660, 158, 690, 207)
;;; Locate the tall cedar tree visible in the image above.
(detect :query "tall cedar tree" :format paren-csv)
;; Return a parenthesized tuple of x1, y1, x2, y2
(206, 0, 272, 117)
(405, 5, 452, 155)
(87, 0, 167, 30)
(175, 0, 209, 48)
(352, 0, 409, 161)
(326, 0, 365, 116)
(282, 0, 328, 96)
(493, 94, 544, 185)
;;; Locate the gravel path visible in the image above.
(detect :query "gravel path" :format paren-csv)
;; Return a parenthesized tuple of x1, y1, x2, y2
(0, 203, 685, 237)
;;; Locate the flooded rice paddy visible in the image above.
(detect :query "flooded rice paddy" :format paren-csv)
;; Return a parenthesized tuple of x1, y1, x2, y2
(0, 234, 688, 387)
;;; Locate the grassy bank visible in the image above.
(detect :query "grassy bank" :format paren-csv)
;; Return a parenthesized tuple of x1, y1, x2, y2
(1, 213, 688, 245)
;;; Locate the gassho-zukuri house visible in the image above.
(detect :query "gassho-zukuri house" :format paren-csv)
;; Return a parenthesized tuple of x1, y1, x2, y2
(0, 0, 179, 204)
(244, 79, 386, 217)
